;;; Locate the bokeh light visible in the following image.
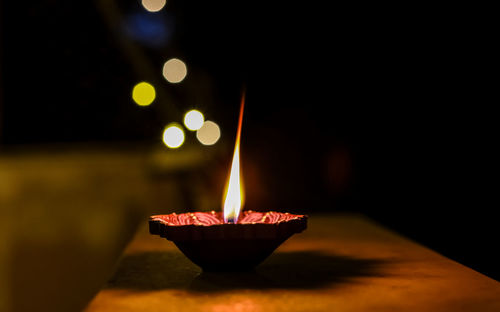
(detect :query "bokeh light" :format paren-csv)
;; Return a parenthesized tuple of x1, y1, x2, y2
(196, 121, 221, 145)
(132, 82, 156, 106)
(184, 110, 204, 131)
(141, 0, 166, 12)
(163, 123, 185, 148)
(162, 58, 187, 83)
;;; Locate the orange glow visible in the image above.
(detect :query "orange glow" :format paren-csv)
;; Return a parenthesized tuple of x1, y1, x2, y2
(222, 93, 245, 223)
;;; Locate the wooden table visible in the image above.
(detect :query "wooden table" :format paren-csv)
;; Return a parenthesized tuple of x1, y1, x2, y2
(85, 214, 500, 312)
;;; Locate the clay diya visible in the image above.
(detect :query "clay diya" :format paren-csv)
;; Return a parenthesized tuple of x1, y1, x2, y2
(149, 93, 308, 271)
(149, 211, 307, 271)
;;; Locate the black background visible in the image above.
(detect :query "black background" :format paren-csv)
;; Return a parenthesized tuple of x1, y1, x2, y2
(1, 1, 497, 280)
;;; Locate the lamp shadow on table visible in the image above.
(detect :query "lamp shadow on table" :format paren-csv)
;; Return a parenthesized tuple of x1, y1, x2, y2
(105, 250, 389, 292)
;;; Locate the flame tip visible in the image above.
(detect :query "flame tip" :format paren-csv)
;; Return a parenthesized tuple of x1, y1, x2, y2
(222, 93, 246, 223)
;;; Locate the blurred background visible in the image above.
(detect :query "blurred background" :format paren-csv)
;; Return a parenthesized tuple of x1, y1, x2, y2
(0, 1, 497, 311)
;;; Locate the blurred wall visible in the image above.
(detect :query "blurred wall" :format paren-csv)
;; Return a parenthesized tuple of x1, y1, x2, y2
(0, 149, 152, 311)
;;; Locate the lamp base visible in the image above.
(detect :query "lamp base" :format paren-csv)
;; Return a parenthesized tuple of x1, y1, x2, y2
(149, 211, 308, 271)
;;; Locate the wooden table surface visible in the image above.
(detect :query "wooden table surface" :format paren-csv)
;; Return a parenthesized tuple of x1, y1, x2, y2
(85, 214, 500, 312)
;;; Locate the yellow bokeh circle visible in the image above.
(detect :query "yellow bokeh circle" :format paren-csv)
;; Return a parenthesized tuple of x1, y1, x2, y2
(132, 82, 156, 106)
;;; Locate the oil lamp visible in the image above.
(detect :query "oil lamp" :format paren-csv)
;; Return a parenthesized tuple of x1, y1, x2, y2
(149, 94, 308, 271)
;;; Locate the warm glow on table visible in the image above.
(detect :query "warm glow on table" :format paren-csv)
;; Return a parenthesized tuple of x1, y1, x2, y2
(85, 214, 500, 312)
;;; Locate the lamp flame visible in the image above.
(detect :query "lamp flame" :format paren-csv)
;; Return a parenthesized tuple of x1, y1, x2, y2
(223, 93, 245, 223)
